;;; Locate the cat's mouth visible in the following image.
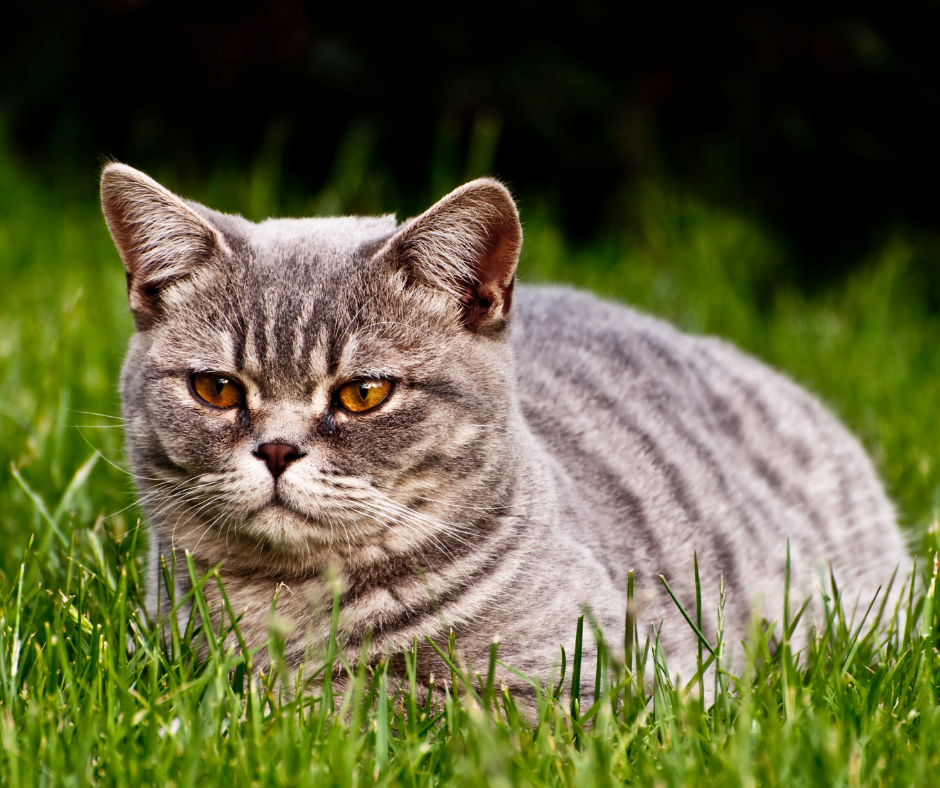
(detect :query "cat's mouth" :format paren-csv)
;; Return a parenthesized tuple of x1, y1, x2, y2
(228, 477, 392, 554)
(239, 492, 374, 556)
(253, 493, 336, 530)
(232, 489, 303, 521)
(265, 493, 302, 516)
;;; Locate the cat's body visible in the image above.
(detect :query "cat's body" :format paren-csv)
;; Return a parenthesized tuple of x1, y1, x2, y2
(101, 164, 910, 697)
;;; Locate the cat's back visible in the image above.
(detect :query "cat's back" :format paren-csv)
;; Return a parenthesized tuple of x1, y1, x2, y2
(510, 285, 907, 643)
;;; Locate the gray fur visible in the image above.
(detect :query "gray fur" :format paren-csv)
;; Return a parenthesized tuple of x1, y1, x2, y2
(101, 163, 911, 696)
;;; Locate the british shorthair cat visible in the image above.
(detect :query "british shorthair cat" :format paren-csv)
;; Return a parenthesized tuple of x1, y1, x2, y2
(101, 163, 910, 697)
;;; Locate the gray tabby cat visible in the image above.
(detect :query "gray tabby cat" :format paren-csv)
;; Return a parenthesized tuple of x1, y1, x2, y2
(101, 163, 910, 697)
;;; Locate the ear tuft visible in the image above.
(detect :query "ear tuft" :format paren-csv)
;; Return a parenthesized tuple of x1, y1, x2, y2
(381, 178, 522, 332)
(100, 163, 230, 329)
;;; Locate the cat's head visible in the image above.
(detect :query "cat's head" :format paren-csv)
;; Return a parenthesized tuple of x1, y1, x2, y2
(101, 164, 523, 575)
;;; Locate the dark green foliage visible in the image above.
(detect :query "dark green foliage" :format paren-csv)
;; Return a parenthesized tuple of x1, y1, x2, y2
(5, 2, 940, 268)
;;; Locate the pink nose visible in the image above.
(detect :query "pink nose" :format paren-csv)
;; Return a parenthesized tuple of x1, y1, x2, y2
(253, 442, 303, 478)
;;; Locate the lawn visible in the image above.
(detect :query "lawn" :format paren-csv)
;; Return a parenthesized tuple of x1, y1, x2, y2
(2, 138, 940, 785)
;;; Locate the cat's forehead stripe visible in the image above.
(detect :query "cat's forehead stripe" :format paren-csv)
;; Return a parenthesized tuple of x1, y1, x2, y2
(292, 296, 318, 366)
(249, 304, 269, 371)
(231, 315, 247, 371)
(263, 288, 281, 368)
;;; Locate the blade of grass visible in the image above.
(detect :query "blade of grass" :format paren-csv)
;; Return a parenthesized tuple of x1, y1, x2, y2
(659, 574, 718, 659)
(571, 614, 583, 724)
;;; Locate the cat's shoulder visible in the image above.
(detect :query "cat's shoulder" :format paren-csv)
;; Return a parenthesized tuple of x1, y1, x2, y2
(512, 284, 719, 364)
(510, 284, 809, 404)
(514, 284, 669, 335)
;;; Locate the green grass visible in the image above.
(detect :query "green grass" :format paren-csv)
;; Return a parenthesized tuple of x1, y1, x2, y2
(3, 136, 940, 785)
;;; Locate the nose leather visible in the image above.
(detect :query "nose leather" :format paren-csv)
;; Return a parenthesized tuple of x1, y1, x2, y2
(253, 442, 303, 479)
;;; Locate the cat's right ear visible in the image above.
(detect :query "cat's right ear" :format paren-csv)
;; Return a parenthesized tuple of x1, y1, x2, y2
(100, 163, 230, 330)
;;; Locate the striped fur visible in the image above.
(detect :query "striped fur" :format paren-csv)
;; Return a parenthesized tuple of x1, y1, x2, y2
(102, 164, 911, 695)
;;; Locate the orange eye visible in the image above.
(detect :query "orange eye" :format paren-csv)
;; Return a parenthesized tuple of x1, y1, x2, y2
(191, 373, 244, 409)
(337, 379, 392, 413)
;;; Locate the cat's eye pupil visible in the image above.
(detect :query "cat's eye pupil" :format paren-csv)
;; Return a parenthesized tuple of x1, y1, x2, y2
(191, 372, 243, 409)
(337, 378, 392, 413)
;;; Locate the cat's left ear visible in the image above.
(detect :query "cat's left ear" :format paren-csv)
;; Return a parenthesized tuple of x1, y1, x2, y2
(379, 178, 522, 332)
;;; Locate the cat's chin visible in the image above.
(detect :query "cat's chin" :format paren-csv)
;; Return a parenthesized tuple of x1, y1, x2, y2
(242, 502, 375, 558)
(243, 504, 333, 552)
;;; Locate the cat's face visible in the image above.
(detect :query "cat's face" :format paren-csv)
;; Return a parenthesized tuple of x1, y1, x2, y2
(102, 165, 522, 575)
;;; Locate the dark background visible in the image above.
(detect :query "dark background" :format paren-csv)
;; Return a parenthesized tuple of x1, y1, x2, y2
(4, 0, 940, 284)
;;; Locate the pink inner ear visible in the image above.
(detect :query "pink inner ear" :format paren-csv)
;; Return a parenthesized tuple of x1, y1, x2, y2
(477, 225, 518, 290)
(475, 234, 517, 316)
(462, 220, 520, 328)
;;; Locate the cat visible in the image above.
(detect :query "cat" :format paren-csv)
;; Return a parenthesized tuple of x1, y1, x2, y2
(101, 162, 911, 700)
